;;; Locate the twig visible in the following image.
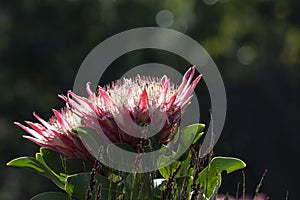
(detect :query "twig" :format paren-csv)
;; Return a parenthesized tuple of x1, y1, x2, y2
(95, 184, 102, 200)
(242, 170, 246, 200)
(86, 147, 103, 200)
(235, 181, 240, 199)
(162, 163, 181, 200)
(254, 169, 268, 199)
(129, 173, 137, 200)
(86, 159, 101, 200)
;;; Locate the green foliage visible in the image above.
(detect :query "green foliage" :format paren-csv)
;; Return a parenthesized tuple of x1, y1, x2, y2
(65, 173, 119, 199)
(40, 148, 66, 175)
(159, 159, 181, 180)
(158, 123, 205, 178)
(195, 157, 246, 198)
(7, 156, 47, 173)
(157, 124, 246, 199)
(40, 148, 93, 175)
(7, 156, 65, 189)
(7, 124, 246, 199)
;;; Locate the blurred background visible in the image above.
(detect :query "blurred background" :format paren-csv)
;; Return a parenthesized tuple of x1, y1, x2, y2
(0, 0, 299, 199)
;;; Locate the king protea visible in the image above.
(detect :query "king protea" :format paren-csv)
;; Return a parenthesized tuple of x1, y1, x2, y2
(14, 108, 94, 161)
(15, 66, 201, 160)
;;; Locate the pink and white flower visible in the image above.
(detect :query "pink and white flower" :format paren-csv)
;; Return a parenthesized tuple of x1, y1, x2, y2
(61, 66, 201, 148)
(15, 66, 201, 158)
(14, 108, 94, 161)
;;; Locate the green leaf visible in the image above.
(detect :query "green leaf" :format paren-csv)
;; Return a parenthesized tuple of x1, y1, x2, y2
(175, 124, 205, 161)
(74, 127, 105, 159)
(158, 124, 205, 179)
(35, 153, 44, 163)
(158, 149, 191, 179)
(174, 176, 193, 200)
(176, 152, 192, 177)
(30, 192, 72, 200)
(192, 132, 204, 144)
(158, 159, 180, 179)
(180, 123, 205, 146)
(64, 158, 93, 175)
(196, 157, 246, 198)
(106, 142, 137, 171)
(7, 156, 48, 173)
(153, 186, 163, 200)
(40, 148, 66, 175)
(158, 157, 192, 180)
(65, 173, 118, 199)
(76, 127, 136, 175)
(41, 147, 94, 175)
(124, 173, 142, 200)
(7, 156, 65, 189)
(124, 173, 155, 200)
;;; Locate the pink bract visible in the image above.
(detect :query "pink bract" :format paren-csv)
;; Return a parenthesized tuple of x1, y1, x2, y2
(14, 108, 94, 161)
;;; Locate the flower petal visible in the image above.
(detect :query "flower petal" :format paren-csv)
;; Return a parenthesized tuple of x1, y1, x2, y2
(52, 109, 71, 132)
(157, 75, 169, 106)
(98, 86, 118, 113)
(14, 122, 45, 141)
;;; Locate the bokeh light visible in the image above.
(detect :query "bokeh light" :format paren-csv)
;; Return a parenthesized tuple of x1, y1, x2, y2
(237, 45, 256, 65)
(155, 9, 174, 28)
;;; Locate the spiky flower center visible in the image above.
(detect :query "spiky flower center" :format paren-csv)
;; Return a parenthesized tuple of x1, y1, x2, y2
(95, 75, 177, 113)
(48, 108, 82, 133)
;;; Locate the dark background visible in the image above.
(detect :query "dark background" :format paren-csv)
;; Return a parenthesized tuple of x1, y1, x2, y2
(0, 0, 299, 199)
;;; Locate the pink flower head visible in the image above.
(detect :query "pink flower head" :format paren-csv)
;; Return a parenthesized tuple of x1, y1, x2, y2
(15, 66, 201, 159)
(14, 108, 94, 161)
(62, 66, 202, 148)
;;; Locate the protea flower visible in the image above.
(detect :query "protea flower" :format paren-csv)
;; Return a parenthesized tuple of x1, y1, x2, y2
(61, 66, 201, 149)
(14, 108, 94, 162)
(15, 66, 201, 160)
